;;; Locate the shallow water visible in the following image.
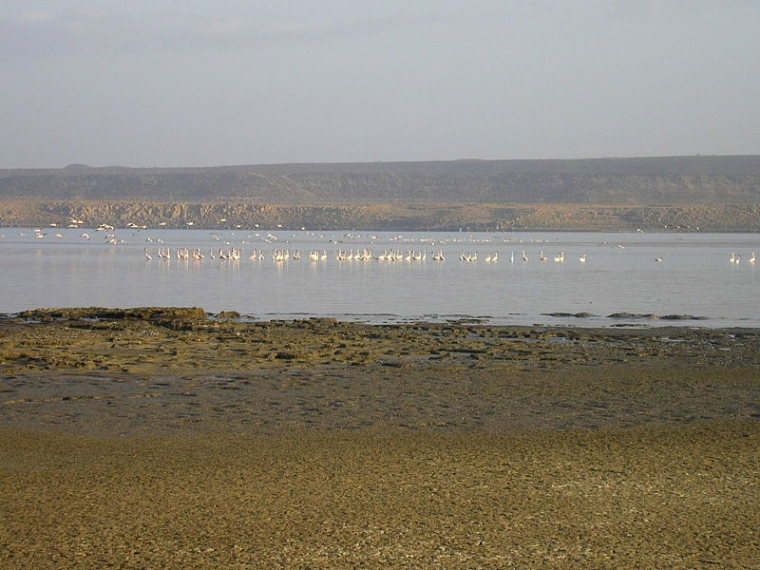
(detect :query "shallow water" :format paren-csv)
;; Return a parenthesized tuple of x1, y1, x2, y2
(1, 228, 758, 328)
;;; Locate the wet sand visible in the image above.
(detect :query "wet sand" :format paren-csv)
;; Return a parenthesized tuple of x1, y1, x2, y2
(2, 310, 759, 568)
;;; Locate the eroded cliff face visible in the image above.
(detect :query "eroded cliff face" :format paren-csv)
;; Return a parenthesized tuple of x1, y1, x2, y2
(1, 200, 759, 231)
(3, 157, 760, 204)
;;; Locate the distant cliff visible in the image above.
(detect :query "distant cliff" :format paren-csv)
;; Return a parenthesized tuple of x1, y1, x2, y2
(3, 155, 760, 204)
(1, 200, 758, 232)
(1, 156, 759, 230)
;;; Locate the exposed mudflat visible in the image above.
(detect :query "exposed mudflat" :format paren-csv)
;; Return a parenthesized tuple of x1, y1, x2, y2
(1, 309, 759, 568)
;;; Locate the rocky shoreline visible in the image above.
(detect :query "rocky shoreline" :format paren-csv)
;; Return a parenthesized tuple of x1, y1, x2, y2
(2, 306, 759, 436)
(2, 308, 759, 568)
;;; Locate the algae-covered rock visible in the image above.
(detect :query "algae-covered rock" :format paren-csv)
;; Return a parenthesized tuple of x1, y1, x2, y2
(18, 307, 207, 321)
(216, 311, 241, 319)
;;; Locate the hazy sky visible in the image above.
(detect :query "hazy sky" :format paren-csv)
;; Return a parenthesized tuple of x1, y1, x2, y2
(2, 0, 759, 168)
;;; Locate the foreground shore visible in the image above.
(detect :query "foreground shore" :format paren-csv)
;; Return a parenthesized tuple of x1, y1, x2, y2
(2, 309, 759, 568)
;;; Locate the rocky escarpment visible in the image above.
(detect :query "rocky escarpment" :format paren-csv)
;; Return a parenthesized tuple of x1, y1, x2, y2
(1, 200, 759, 231)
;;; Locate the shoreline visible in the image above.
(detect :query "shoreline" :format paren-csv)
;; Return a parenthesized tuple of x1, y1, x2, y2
(2, 309, 759, 568)
(5, 306, 758, 332)
(2, 308, 758, 437)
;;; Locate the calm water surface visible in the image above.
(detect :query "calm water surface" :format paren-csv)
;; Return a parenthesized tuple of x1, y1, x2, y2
(1, 228, 758, 328)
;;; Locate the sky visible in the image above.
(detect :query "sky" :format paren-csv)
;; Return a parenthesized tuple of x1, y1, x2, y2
(1, 0, 759, 168)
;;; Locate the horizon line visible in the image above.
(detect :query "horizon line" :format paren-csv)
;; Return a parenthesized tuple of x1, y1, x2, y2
(3, 153, 760, 171)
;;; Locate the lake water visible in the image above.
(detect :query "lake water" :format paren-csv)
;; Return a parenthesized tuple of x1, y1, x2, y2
(1, 228, 758, 328)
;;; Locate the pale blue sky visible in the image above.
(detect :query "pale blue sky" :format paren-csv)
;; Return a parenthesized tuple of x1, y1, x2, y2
(2, 1, 759, 168)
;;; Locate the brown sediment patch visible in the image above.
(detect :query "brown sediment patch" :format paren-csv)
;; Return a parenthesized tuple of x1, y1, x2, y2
(3, 363, 758, 436)
(2, 422, 759, 569)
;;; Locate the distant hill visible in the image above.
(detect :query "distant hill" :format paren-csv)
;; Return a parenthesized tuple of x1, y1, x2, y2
(2, 156, 759, 231)
(2, 155, 760, 204)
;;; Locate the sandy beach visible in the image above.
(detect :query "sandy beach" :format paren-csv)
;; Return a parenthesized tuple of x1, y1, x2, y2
(1, 309, 759, 568)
